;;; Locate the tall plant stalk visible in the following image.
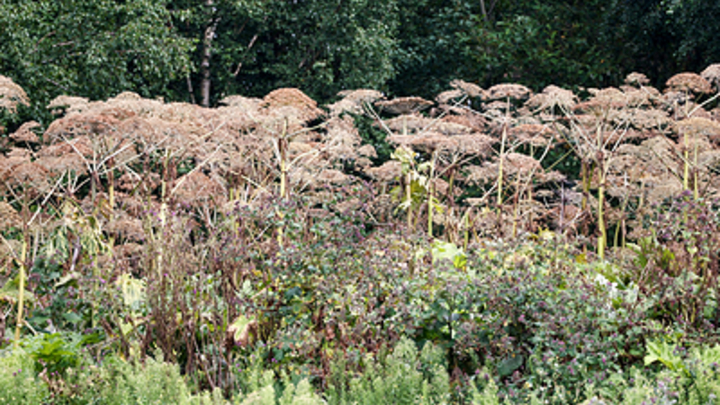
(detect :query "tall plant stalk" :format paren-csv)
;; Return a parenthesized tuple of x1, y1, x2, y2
(13, 233, 28, 348)
(275, 121, 289, 248)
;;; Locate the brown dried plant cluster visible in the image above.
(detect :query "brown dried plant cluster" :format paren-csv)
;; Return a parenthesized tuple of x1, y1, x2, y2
(1, 65, 720, 264)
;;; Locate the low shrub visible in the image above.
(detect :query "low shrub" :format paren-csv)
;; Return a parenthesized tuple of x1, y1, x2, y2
(631, 192, 720, 337)
(326, 337, 451, 405)
(0, 348, 49, 404)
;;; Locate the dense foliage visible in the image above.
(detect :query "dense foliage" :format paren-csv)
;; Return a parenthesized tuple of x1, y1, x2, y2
(2, 0, 720, 119)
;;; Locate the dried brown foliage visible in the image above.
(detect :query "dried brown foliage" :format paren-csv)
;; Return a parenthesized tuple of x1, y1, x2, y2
(0, 201, 21, 231)
(485, 83, 533, 101)
(327, 89, 384, 116)
(449, 79, 485, 98)
(4, 66, 720, 247)
(509, 124, 556, 147)
(525, 85, 577, 113)
(674, 117, 720, 144)
(435, 89, 465, 106)
(375, 96, 433, 115)
(8, 121, 41, 144)
(701, 64, 720, 91)
(366, 161, 401, 183)
(665, 72, 713, 95)
(624, 72, 651, 87)
(0, 75, 29, 114)
(172, 171, 227, 208)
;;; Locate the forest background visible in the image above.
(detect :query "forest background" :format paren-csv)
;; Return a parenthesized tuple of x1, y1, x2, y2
(2, 0, 720, 128)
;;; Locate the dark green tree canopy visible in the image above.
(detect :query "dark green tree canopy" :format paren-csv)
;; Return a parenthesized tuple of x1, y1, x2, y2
(0, 0, 193, 123)
(1, 0, 719, 125)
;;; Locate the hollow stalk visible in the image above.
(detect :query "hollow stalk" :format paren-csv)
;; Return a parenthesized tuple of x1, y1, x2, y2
(13, 234, 28, 348)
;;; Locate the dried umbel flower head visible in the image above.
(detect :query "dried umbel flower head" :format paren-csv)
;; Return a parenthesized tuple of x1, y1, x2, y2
(38, 135, 95, 159)
(316, 169, 352, 186)
(172, 170, 227, 208)
(0, 201, 21, 231)
(0, 75, 30, 114)
(0, 161, 51, 198)
(43, 109, 129, 143)
(624, 72, 651, 87)
(509, 124, 556, 147)
(382, 114, 433, 134)
(449, 80, 485, 98)
(485, 83, 532, 102)
(622, 86, 662, 108)
(9, 121, 41, 144)
(435, 89, 465, 105)
(375, 96, 433, 115)
(388, 132, 453, 155)
(525, 85, 577, 113)
(327, 89, 385, 116)
(701, 64, 720, 91)
(323, 115, 363, 162)
(262, 88, 323, 124)
(218, 95, 263, 111)
(47, 95, 90, 114)
(674, 117, 720, 144)
(578, 87, 628, 112)
(464, 153, 542, 185)
(665, 72, 712, 95)
(117, 172, 160, 194)
(441, 113, 488, 132)
(351, 145, 375, 161)
(366, 161, 402, 183)
(609, 108, 671, 131)
(447, 133, 496, 157)
(713, 108, 720, 123)
(34, 154, 88, 177)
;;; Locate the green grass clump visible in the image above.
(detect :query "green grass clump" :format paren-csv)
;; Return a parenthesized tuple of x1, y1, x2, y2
(0, 349, 49, 404)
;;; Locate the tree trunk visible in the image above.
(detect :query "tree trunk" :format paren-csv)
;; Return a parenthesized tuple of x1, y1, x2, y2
(200, 0, 219, 107)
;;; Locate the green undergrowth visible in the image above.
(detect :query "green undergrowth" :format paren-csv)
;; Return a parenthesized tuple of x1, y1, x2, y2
(4, 337, 720, 404)
(2, 190, 720, 404)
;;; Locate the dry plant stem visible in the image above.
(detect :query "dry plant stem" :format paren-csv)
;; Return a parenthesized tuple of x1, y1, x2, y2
(595, 129, 608, 259)
(406, 172, 413, 232)
(683, 130, 691, 193)
(614, 190, 629, 249)
(693, 138, 700, 200)
(496, 107, 509, 211)
(495, 125, 508, 238)
(511, 175, 521, 238)
(275, 120, 289, 248)
(427, 153, 437, 238)
(463, 208, 471, 250)
(597, 177, 607, 260)
(13, 233, 28, 348)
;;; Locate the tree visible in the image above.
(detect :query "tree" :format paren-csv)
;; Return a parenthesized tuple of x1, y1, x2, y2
(390, 0, 482, 98)
(169, 0, 399, 105)
(0, 0, 193, 124)
(604, 0, 720, 86)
